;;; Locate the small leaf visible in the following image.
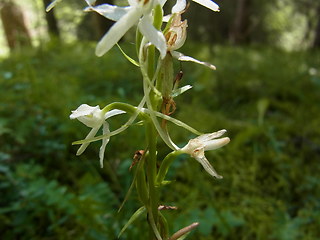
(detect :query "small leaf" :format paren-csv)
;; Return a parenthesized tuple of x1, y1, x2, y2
(171, 85, 192, 98)
(116, 44, 140, 67)
(118, 150, 147, 212)
(118, 206, 146, 238)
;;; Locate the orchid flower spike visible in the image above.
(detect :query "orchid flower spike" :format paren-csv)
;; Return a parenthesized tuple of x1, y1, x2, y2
(181, 129, 230, 179)
(85, 0, 167, 58)
(70, 104, 125, 168)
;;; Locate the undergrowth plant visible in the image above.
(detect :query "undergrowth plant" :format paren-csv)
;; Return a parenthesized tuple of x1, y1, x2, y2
(48, 0, 230, 239)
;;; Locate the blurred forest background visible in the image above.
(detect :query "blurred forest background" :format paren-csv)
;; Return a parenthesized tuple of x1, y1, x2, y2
(0, 0, 319, 239)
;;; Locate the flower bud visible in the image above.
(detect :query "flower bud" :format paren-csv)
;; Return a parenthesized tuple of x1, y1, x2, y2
(165, 13, 188, 51)
(158, 54, 174, 99)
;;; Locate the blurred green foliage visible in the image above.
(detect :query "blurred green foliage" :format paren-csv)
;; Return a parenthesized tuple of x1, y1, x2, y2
(0, 43, 319, 239)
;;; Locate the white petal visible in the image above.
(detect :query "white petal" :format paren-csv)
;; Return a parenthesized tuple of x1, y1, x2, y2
(139, 16, 167, 59)
(196, 129, 227, 142)
(76, 127, 100, 155)
(204, 137, 230, 151)
(84, 4, 131, 21)
(171, 51, 216, 70)
(70, 104, 104, 128)
(95, 7, 142, 57)
(104, 109, 126, 119)
(172, 0, 186, 13)
(192, 0, 219, 12)
(195, 155, 222, 179)
(99, 122, 111, 168)
(70, 104, 100, 119)
(46, 0, 62, 12)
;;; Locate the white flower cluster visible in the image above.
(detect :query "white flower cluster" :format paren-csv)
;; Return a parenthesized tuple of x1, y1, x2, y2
(85, 0, 218, 69)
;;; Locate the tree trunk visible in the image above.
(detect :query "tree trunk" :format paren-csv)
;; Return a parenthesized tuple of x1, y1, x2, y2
(42, 0, 60, 39)
(229, 0, 250, 44)
(313, 7, 320, 48)
(77, 0, 114, 41)
(0, 0, 32, 50)
(93, 0, 114, 39)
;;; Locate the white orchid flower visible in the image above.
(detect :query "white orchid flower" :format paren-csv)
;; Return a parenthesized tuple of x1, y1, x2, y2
(70, 104, 125, 168)
(181, 129, 230, 178)
(85, 0, 167, 58)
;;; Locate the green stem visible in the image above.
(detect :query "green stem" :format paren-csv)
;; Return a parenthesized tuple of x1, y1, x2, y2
(148, 45, 155, 80)
(136, 29, 143, 58)
(156, 150, 182, 185)
(102, 102, 146, 118)
(146, 122, 159, 239)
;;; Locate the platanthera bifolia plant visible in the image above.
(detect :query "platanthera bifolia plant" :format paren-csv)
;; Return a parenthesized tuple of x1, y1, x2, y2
(47, 0, 230, 239)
